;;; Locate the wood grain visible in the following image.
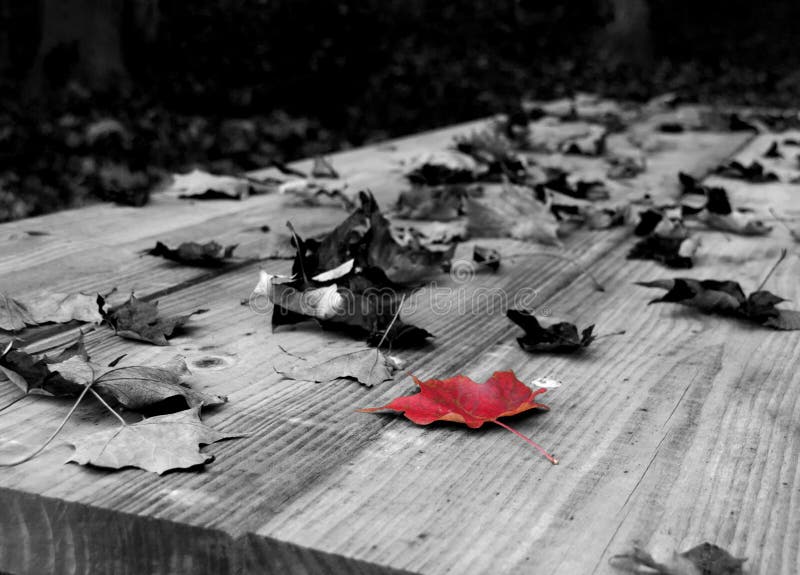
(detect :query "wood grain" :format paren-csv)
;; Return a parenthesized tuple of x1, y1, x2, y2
(4, 109, 797, 575)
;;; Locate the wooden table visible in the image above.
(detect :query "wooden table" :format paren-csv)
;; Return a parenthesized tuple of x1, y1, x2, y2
(1, 104, 799, 574)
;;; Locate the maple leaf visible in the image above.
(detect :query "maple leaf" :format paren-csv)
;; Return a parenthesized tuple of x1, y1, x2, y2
(0, 291, 104, 331)
(275, 347, 398, 387)
(310, 156, 339, 179)
(404, 150, 487, 185)
(0, 338, 225, 410)
(715, 160, 779, 183)
(395, 185, 472, 221)
(68, 408, 241, 474)
(611, 542, 746, 575)
(628, 207, 698, 269)
(466, 183, 561, 245)
(148, 240, 238, 267)
(453, 129, 532, 181)
(0, 336, 89, 396)
(358, 371, 558, 464)
(164, 169, 267, 200)
(93, 357, 227, 412)
(637, 276, 800, 331)
(507, 309, 595, 353)
(100, 293, 206, 345)
(680, 175, 772, 236)
(473, 245, 501, 271)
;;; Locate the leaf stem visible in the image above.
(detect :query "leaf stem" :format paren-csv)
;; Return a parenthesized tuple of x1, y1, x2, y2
(491, 419, 558, 465)
(0, 382, 93, 467)
(89, 389, 128, 426)
(756, 248, 788, 292)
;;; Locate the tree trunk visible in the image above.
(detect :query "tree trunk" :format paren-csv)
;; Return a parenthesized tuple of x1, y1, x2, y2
(600, 0, 653, 67)
(26, 0, 127, 97)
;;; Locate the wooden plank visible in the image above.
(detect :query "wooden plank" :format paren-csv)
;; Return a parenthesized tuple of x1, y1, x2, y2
(0, 120, 764, 574)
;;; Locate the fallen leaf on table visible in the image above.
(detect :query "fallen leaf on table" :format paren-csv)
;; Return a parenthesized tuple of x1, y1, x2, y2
(292, 190, 453, 285)
(541, 172, 611, 201)
(275, 347, 398, 387)
(522, 119, 607, 156)
(395, 185, 472, 221)
(148, 241, 237, 267)
(454, 129, 533, 181)
(680, 175, 772, 236)
(466, 183, 561, 245)
(628, 207, 697, 269)
(93, 357, 227, 411)
(714, 160, 779, 183)
(69, 407, 241, 474)
(763, 141, 783, 158)
(611, 542, 746, 575)
(474, 245, 500, 271)
(100, 293, 206, 345)
(507, 309, 595, 352)
(0, 291, 104, 331)
(358, 371, 558, 464)
(164, 169, 262, 200)
(404, 150, 488, 185)
(278, 177, 354, 209)
(311, 156, 339, 179)
(0, 336, 90, 396)
(638, 275, 800, 330)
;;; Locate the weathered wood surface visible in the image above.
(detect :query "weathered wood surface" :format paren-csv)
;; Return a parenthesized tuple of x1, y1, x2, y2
(1, 106, 799, 575)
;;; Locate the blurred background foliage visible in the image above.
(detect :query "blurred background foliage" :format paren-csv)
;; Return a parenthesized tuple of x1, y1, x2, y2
(1, 0, 800, 220)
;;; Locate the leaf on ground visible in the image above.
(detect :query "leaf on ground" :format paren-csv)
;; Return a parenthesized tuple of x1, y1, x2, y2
(763, 141, 783, 158)
(275, 347, 398, 387)
(465, 183, 561, 245)
(628, 207, 697, 268)
(278, 177, 354, 209)
(540, 172, 611, 201)
(680, 176, 772, 236)
(94, 357, 227, 411)
(311, 156, 339, 179)
(454, 129, 534, 181)
(474, 245, 501, 271)
(522, 119, 607, 156)
(507, 309, 595, 352)
(69, 408, 241, 474)
(359, 371, 558, 463)
(148, 240, 237, 267)
(0, 291, 103, 331)
(404, 150, 488, 185)
(395, 184, 473, 221)
(100, 294, 205, 345)
(715, 160, 779, 183)
(0, 336, 90, 396)
(165, 169, 259, 200)
(637, 277, 800, 330)
(611, 542, 746, 575)
(607, 150, 646, 179)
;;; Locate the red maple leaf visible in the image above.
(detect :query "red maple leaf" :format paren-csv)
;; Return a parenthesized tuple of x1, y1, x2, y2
(358, 371, 558, 464)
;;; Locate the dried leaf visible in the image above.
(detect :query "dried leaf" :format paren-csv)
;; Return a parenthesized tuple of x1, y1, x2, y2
(466, 183, 561, 245)
(474, 245, 500, 271)
(507, 309, 595, 352)
(405, 150, 487, 185)
(715, 160, 779, 183)
(149, 241, 237, 267)
(101, 294, 205, 345)
(638, 277, 800, 330)
(275, 347, 397, 387)
(0, 336, 90, 396)
(93, 357, 227, 411)
(69, 408, 241, 474)
(165, 169, 254, 200)
(0, 291, 103, 331)
(311, 156, 339, 179)
(611, 542, 746, 575)
(359, 371, 557, 463)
